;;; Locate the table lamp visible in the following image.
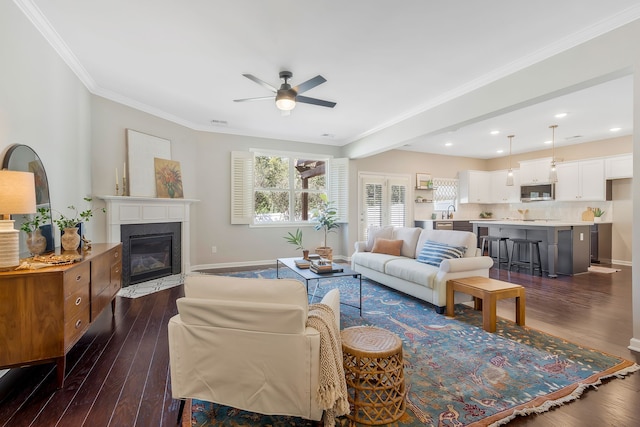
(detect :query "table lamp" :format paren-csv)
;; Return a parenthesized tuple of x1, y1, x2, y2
(0, 170, 36, 268)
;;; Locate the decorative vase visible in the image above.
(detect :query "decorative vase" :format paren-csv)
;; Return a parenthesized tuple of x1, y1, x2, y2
(302, 249, 310, 260)
(26, 229, 47, 256)
(61, 227, 81, 251)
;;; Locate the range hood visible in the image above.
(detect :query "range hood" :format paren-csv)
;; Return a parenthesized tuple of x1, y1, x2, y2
(520, 183, 555, 202)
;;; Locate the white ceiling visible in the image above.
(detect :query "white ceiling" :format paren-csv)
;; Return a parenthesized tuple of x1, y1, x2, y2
(20, 0, 640, 158)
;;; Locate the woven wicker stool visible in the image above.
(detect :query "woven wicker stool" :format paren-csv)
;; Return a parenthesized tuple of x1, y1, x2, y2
(341, 326, 405, 425)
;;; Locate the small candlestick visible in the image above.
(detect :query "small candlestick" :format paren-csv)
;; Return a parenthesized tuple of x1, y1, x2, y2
(115, 182, 119, 196)
(122, 177, 127, 196)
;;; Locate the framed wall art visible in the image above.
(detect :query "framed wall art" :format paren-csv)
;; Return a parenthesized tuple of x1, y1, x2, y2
(154, 158, 184, 199)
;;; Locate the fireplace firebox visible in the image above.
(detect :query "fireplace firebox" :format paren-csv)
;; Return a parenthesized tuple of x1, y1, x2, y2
(121, 222, 181, 287)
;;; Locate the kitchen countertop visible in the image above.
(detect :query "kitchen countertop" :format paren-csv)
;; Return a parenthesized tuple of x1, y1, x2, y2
(470, 219, 610, 227)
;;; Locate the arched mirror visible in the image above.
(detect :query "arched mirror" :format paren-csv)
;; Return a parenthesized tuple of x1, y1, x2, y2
(2, 144, 54, 255)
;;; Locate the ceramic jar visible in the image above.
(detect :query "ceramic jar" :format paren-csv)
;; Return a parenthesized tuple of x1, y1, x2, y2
(61, 227, 81, 251)
(26, 229, 47, 255)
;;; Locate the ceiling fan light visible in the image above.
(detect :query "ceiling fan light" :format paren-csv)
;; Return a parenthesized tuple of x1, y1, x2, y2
(276, 90, 296, 111)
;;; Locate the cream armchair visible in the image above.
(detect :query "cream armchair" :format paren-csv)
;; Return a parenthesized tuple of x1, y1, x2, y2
(168, 274, 340, 422)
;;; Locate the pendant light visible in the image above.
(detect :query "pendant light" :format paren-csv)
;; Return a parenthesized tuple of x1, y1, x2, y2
(506, 134, 514, 186)
(548, 125, 558, 183)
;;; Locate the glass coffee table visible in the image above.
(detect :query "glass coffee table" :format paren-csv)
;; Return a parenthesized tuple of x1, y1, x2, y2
(276, 257, 362, 316)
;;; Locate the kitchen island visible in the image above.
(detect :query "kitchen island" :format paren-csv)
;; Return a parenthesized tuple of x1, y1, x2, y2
(470, 220, 592, 277)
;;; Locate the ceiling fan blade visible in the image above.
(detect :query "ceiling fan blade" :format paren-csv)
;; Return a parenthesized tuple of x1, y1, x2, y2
(242, 74, 277, 92)
(233, 96, 275, 103)
(296, 95, 336, 108)
(294, 75, 326, 94)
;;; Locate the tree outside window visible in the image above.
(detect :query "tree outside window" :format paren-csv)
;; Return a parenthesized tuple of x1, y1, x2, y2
(254, 154, 327, 223)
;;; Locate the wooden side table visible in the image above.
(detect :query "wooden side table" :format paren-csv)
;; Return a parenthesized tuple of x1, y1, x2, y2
(446, 276, 525, 333)
(341, 326, 405, 425)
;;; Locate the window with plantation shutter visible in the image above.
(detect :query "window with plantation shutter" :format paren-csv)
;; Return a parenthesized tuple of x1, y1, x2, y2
(230, 151, 347, 226)
(359, 174, 409, 241)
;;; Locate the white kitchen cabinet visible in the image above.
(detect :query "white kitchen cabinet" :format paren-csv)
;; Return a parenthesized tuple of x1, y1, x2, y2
(604, 154, 633, 179)
(519, 158, 553, 184)
(555, 159, 605, 201)
(489, 169, 520, 203)
(458, 170, 491, 204)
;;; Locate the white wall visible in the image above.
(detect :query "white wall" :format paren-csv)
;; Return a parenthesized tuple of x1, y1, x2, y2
(0, 1, 93, 247)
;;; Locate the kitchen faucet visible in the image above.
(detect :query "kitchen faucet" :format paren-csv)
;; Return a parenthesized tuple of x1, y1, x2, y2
(447, 204, 456, 219)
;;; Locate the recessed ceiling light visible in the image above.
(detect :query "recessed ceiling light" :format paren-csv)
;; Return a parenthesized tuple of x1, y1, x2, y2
(211, 119, 228, 126)
(490, 130, 500, 135)
(321, 133, 335, 138)
(609, 127, 621, 132)
(544, 140, 552, 144)
(497, 149, 504, 154)
(445, 142, 453, 147)
(554, 112, 568, 118)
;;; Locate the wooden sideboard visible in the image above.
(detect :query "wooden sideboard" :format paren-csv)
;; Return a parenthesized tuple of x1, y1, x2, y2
(0, 243, 122, 387)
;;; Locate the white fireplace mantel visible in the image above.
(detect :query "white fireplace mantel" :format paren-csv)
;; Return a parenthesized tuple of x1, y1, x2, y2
(98, 195, 199, 273)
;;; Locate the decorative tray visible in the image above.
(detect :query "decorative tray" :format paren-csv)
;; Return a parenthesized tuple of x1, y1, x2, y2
(16, 253, 83, 270)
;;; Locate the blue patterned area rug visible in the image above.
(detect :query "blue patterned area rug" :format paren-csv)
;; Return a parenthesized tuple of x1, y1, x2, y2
(187, 268, 638, 426)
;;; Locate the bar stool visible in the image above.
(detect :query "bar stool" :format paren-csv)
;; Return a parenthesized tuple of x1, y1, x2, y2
(480, 235, 509, 269)
(508, 238, 543, 276)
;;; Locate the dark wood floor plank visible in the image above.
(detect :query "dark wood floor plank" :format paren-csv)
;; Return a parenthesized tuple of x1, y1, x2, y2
(109, 289, 172, 426)
(54, 297, 154, 426)
(79, 295, 162, 426)
(135, 286, 182, 427)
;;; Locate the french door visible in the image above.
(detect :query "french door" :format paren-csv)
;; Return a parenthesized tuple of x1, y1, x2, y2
(359, 174, 410, 241)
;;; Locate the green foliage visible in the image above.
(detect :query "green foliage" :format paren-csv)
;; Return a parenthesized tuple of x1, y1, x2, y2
(53, 197, 106, 230)
(310, 193, 340, 247)
(592, 207, 605, 217)
(20, 207, 50, 233)
(283, 228, 304, 250)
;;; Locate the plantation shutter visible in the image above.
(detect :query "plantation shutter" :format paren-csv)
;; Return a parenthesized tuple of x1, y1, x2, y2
(329, 158, 349, 223)
(359, 174, 410, 241)
(388, 178, 407, 227)
(230, 151, 254, 224)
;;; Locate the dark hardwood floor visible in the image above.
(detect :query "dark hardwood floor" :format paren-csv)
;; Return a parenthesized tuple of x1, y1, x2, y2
(0, 264, 638, 426)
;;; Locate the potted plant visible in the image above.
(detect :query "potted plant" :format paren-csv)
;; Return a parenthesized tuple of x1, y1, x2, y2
(53, 197, 106, 251)
(592, 207, 605, 222)
(310, 193, 340, 261)
(20, 207, 50, 255)
(283, 228, 309, 259)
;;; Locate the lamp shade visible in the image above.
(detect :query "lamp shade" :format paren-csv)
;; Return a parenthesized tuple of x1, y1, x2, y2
(0, 170, 36, 216)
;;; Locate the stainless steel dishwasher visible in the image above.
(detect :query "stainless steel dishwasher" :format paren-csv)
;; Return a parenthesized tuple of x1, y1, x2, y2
(435, 221, 454, 230)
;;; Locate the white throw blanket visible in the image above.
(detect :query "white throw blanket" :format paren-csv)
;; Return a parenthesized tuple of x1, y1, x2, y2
(306, 303, 350, 426)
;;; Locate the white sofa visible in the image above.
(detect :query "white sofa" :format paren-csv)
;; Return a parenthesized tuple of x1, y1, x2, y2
(352, 226, 494, 313)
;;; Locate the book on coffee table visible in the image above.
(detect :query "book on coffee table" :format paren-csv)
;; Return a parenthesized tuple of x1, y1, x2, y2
(294, 258, 310, 269)
(309, 261, 344, 274)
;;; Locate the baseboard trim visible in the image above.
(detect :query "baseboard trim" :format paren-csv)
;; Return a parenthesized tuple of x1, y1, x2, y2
(628, 338, 640, 353)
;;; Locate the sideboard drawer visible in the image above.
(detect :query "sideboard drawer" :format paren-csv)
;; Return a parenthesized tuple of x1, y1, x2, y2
(63, 262, 91, 298)
(65, 285, 90, 321)
(64, 308, 90, 351)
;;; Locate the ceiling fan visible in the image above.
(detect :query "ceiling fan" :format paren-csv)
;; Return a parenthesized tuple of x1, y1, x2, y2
(234, 71, 336, 113)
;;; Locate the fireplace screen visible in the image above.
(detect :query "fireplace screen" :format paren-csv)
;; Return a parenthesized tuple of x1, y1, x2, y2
(120, 222, 181, 287)
(129, 233, 173, 285)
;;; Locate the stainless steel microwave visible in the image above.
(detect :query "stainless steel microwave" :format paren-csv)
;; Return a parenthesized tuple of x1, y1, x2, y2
(520, 183, 555, 202)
